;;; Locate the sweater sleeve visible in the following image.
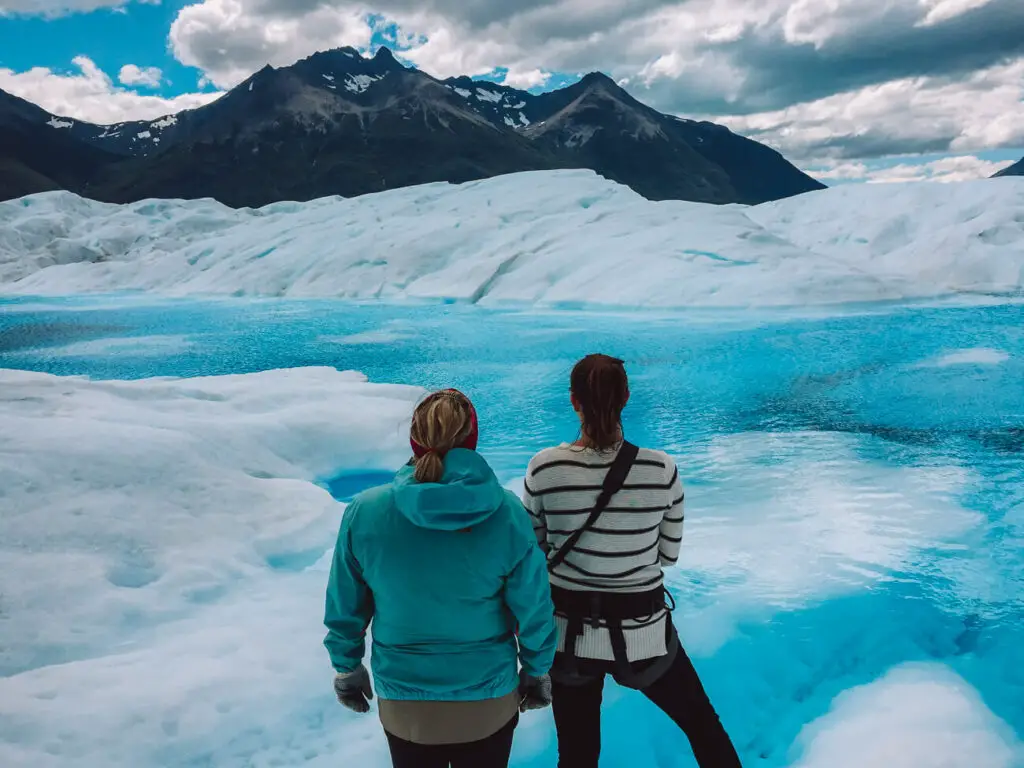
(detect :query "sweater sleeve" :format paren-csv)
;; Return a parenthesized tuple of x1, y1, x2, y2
(323, 502, 373, 674)
(659, 462, 685, 567)
(522, 459, 549, 553)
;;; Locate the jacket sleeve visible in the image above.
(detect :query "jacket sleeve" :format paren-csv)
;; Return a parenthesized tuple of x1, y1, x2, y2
(323, 501, 373, 674)
(659, 462, 685, 567)
(504, 502, 558, 677)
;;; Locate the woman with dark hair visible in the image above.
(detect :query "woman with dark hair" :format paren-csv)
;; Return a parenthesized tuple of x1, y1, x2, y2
(325, 389, 558, 768)
(523, 356, 742, 768)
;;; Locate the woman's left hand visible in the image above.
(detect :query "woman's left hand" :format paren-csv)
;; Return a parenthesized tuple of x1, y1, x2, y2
(518, 673, 552, 712)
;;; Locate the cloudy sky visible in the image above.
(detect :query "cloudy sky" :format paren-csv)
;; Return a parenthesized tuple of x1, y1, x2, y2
(1, 0, 1021, 182)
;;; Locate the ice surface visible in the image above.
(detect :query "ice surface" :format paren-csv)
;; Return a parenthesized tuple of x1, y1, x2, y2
(42, 333, 194, 357)
(1, 297, 1022, 766)
(791, 663, 1022, 768)
(0, 367, 422, 677)
(748, 179, 1024, 298)
(923, 348, 1011, 367)
(5, 171, 1022, 306)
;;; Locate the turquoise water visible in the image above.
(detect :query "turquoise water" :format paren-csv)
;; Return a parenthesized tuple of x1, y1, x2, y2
(2, 295, 1022, 765)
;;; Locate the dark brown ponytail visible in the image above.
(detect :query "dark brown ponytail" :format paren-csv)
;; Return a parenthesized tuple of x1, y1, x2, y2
(571, 354, 629, 450)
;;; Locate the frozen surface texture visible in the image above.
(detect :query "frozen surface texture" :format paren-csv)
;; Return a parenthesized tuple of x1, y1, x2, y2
(0, 367, 421, 678)
(2, 171, 1024, 306)
(791, 664, 1022, 768)
(1, 298, 1022, 767)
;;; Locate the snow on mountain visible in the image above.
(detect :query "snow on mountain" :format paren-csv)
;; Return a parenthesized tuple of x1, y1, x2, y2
(1, 170, 1023, 306)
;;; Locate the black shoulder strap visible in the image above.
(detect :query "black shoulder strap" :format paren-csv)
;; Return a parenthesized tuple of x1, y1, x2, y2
(547, 441, 639, 573)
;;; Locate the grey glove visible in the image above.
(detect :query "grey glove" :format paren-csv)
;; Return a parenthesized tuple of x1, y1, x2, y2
(334, 665, 374, 713)
(518, 672, 552, 713)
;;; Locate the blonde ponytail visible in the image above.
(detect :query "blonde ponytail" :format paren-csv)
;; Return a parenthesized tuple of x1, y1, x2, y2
(410, 390, 474, 484)
(413, 452, 446, 484)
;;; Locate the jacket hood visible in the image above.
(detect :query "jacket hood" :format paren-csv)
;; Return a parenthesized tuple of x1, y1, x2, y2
(392, 448, 506, 531)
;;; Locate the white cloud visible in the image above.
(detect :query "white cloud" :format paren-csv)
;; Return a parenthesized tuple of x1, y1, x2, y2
(0, 0, 157, 17)
(159, 0, 1024, 142)
(501, 68, 550, 89)
(918, 0, 997, 26)
(118, 64, 163, 88)
(715, 58, 1024, 163)
(867, 156, 1009, 183)
(0, 57, 222, 124)
(810, 156, 1008, 184)
(168, 0, 373, 89)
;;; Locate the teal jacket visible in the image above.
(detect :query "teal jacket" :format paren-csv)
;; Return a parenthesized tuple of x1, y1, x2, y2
(324, 449, 557, 701)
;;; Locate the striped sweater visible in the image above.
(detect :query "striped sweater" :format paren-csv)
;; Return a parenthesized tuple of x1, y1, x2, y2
(523, 443, 684, 662)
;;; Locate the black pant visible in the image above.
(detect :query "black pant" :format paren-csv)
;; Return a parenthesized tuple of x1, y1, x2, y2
(551, 647, 742, 768)
(385, 714, 518, 768)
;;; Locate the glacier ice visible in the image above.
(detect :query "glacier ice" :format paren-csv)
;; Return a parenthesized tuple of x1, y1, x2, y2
(1, 294, 1022, 767)
(790, 663, 1022, 768)
(1, 168, 1023, 766)
(0, 367, 422, 678)
(2, 170, 1023, 306)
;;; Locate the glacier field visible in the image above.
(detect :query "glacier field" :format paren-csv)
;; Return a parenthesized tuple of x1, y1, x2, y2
(0, 171, 1023, 767)
(0, 296, 1022, 768)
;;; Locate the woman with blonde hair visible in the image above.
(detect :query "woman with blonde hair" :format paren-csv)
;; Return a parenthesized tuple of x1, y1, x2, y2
(324, 388, 557, 768)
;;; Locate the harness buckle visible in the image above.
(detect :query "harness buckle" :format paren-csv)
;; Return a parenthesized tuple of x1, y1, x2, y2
(587, 594, 603, 629)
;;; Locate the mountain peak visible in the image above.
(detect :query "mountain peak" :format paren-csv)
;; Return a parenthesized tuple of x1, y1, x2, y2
(374, 46, 396, 62)
(993, 156, 1023, 178)
(578, 71, 618, 88)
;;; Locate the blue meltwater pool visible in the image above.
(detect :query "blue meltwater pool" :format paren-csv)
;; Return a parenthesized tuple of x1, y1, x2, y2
(1, 294, 1022, 767)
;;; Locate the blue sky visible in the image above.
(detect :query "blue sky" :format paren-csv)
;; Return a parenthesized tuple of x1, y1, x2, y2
(0, 0, 1021, 182)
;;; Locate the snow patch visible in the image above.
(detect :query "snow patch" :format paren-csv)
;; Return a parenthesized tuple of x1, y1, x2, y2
(519, 112, 531, 127)
(453, 87, 472, 98)
(248, 81, 253, 92)
(322, 74, 335, 82)
(791, 663, 1022, 768)
(475, 88, 503, 103)
(510, 101, 527, 109)
(344, 74, 382, 93)
(136, 131, 152, 140)
(923, 348, 1010, 367)
(503, 115, 517, 127)
(150, 116, 177, 131)
(46, 117, 73, 129)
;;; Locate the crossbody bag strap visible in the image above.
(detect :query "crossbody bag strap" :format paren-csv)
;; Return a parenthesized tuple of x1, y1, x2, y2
(547, 441, 639, 573)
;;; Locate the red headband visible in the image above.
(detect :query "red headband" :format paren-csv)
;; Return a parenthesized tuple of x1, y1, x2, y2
(410, 389, 479, 459)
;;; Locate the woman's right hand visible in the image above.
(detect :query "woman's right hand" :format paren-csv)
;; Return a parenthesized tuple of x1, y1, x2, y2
(334, 665, 374, 713)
